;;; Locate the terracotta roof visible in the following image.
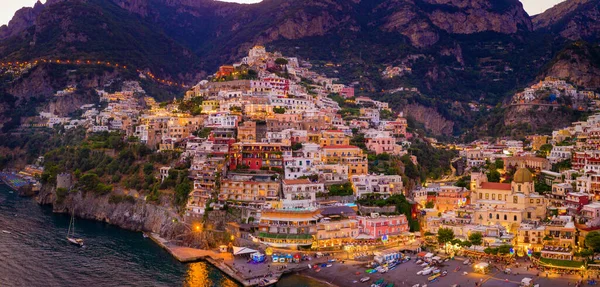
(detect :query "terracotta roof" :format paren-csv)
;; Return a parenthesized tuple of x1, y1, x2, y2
(480, 182, 511, 191)
(323, 145, 359, 149)
(283, 179, 311, 185)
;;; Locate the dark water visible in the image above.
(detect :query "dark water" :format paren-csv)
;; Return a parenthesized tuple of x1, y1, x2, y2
(0, 184, 324, 287)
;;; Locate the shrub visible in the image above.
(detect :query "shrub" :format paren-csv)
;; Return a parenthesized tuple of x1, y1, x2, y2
(109, 194, 136, 204)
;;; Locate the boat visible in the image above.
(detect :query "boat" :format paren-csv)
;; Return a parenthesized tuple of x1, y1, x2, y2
(2, 230, 11, 234)
(66, 210, 84, 247)
(142, 233, 149, 238)
(428, 273, 441, 281)
(326, 264, 332, 267)
(258, 278, 278, 286)
(360, 277, 371, 283)
(371, 278, 385, 287)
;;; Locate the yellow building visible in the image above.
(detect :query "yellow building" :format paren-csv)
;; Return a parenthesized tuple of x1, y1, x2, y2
(531, 135, 549, 151)
(322, 145, 368, 176)
(237, 121, 256, 142)
(219, 180, 280, 202)
(201, 100, 220, 114)
(471, 167, 547, 234)
(320, 130, 350, 147)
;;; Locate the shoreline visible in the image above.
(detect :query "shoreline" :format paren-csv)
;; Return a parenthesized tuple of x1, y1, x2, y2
(289, 272, 338, 287)
(148, 232, 307, 287)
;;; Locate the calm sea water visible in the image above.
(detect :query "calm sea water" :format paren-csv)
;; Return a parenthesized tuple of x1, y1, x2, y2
(0, 184, 325, 287)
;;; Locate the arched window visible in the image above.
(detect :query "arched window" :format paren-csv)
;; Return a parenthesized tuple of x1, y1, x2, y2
(504, 215, 507, 220)
(496, 214, 499, 220)
(489, 213, 492, 219)
(514, 215, 517, 221)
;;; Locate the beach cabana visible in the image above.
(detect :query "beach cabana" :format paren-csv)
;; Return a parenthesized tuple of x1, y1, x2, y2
(251, 252, 265, 263)
(232, 246, 258, 256)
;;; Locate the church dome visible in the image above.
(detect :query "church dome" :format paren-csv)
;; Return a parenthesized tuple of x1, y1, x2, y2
(513, 167, 533, 183)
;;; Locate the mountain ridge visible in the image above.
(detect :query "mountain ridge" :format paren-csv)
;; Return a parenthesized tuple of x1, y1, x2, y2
(0, 0, 598, 138)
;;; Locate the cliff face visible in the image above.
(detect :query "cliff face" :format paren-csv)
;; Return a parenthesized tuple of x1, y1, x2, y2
(378, 0, 532, 47)
(0, 1, 45, 40)
(37, 185, 186, 240)
(533, 0, 600, 42)
(503, 104, 576, 134)
(403, 104, 455, 136)
(541, 42, 600, 90)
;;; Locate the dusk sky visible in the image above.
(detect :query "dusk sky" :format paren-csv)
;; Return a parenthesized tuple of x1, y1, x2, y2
(1, 0, 567, 26)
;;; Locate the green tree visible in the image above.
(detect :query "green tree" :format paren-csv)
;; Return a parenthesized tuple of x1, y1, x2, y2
(468, 232, 483, 246)
(497, 244, 513, 255)
(275, 58, 289, 66)
(585, 231, 600, 258)
(273, 107, 286, 114)
(174, 179, 192, 210)
(437, 228, 455, 245)
(487, 169, 501, 182)
(425, 201, 435, 208)
(538, 144, 553, 157)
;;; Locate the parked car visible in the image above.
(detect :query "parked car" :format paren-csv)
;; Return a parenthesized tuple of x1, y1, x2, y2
(463, 259, 470, 265)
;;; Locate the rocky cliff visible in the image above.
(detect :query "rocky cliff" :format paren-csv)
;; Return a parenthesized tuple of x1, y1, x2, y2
(541, 41, 600, 89)
(533, 0, 600, 41)
(35, 184, 236, 249)
(403, 104, 455, 136)
(37, 185, 186, 240)
(0, 1, 45, 40)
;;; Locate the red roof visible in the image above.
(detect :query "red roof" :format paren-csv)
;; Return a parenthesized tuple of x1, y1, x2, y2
(323, 145, 359, 149)
(283, 179, 311, 185)
(480, 182, 511, 191)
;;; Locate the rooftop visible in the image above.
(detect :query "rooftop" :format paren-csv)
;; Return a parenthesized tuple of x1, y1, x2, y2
(480, 182, 511, 191)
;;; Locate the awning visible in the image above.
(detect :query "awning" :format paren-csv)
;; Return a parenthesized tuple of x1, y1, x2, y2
(232, 246, 258, 255)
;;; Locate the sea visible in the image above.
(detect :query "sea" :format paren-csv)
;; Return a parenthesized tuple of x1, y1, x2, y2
(0, 184, 327, 287)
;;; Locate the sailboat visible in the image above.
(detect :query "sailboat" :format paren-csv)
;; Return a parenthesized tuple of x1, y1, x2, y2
(66, 210, 84, 247)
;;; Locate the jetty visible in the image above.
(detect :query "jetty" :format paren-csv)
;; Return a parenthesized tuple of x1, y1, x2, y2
(149, 233, 307, 286)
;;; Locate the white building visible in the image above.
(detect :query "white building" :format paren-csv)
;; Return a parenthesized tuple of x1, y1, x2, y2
(282, 179, 324, 209)
(351, 174, 403, 198)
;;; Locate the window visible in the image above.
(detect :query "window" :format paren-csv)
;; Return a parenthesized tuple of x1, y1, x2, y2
(496, 214, 499, 220)
(479, 193, 482, 199)
(527, 212, 531, 219)
(530, 199, 533, 204)
(504, 215, 507, 220)
(489, 213, 492, 219)
(492, 194, 496, 200)
(485, 193, 489, 200)
(514, 215, 517, 221)
(537, 199, 540, 204)
(518, 185, 521, 192)
(513, 196, 518, 204)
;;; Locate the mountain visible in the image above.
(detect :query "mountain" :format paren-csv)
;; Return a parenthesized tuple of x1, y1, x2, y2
(0, 0, 597, 138)
(541, 41, 600, 89)
(533, 0, 600, 42)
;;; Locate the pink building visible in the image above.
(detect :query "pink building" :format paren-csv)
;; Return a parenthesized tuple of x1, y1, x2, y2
(384, 117, 408, 137)
(366, 134, 399, 155)
(358, 215, 409, 238)
(341, 87, 354, 98)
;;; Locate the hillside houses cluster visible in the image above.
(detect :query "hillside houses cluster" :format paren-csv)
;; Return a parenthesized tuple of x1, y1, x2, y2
(420, 112, 600, 261)
(35, 46, 414, 249)
(512, 77, 599, 110)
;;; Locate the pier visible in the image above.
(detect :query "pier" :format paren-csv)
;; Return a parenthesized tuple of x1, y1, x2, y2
(149, 233, 307, 286)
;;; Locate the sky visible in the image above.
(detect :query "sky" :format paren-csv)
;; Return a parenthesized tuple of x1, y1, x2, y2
(1, 0, 566, 27)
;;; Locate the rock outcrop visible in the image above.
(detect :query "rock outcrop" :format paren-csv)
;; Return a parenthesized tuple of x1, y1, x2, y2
(0, 1, 45, 40)
(403, 104, 455, 136)
(541, 42, 600, 90)
(37, 185, 186, 240)
(533, 0, 600, 41)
